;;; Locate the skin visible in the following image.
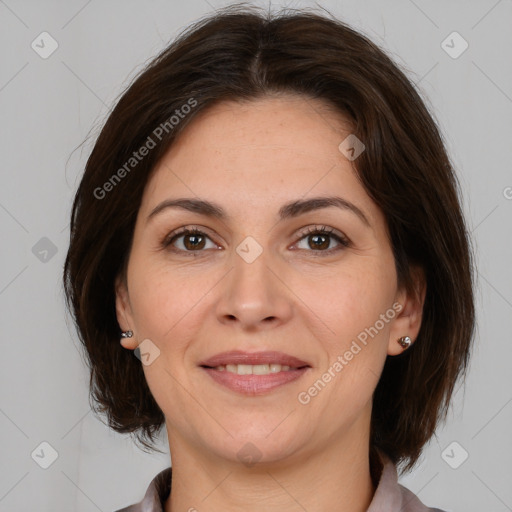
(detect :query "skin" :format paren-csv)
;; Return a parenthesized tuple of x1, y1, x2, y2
(115, 94, 426, 512)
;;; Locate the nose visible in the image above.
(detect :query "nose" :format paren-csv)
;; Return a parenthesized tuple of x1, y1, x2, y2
(215, 245, 293, 331)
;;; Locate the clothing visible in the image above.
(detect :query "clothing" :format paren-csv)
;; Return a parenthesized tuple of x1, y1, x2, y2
(114, 448, 446, 512)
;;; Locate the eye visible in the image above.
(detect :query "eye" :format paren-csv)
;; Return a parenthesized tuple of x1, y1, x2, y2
(162, 227, 219, 254)
(162, 224, 350, 256)
(293, 225, 350, 254)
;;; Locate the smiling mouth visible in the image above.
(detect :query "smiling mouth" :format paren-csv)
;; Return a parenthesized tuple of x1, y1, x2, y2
(200, 363, 311, 395)
(198, 350, 311, 395)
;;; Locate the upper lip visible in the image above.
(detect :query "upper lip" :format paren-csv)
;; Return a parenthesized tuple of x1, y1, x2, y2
(199, 351, 310, 368)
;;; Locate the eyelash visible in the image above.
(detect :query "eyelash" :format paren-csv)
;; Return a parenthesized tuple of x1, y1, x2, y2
(161, 225, 350, 256)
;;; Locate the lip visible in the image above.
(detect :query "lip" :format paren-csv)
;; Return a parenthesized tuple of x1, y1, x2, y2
(199, 351, 311, 396)
(199, 350, 310, 368)
(202, 367, 310, 395)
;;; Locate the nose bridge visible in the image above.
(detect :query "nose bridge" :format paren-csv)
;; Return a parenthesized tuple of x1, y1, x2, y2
(216, 236, 292, 328)
(234, 237, 272, 293)
(231, 238, 275, 308)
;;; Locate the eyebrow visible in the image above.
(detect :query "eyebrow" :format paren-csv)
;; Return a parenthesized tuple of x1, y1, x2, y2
(147, 196, 371, 227)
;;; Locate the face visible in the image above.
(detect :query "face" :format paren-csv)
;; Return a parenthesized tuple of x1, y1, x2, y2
(116, 95, 424, 467)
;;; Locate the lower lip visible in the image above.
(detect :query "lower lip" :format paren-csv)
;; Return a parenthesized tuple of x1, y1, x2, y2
(201, 367, 310, 395)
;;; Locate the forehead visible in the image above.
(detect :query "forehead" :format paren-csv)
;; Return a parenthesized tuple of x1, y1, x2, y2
(166, 94, 352, 162)
(140, 95, 378, 228)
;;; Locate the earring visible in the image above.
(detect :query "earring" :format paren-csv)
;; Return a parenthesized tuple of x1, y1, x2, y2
(397, 336, 411, 349)
(121, 330, 133, 339)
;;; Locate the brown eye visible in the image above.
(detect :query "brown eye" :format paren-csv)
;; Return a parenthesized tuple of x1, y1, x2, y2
(163, 228, 217, 253)
(162, 225, 349, 256)
(181, 232, 206, 250)
(295, 226, 350, 254)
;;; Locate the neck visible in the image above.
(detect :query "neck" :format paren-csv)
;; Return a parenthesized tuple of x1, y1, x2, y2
(165, 423, 377, 512)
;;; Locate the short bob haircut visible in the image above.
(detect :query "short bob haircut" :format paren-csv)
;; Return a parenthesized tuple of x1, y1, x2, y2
(63, 4, 475, 474)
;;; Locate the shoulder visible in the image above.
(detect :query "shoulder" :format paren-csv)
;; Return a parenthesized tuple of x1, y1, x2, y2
(114, 467, 172, 512)
(398, 483, 448, 512)
(369, 448, 448, 512)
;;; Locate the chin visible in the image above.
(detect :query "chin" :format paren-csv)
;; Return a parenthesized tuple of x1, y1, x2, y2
(203, 426, 308, 467)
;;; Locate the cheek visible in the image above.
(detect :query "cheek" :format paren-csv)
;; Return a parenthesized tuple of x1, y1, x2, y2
(305, 266, 395, 414)
(127, 255, 224, 358)
(309, 264, 394, 343)
(127, 258, 199, 342)
(304, 268, 393, 417)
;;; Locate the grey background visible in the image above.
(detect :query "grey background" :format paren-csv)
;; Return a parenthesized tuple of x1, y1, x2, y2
(1, 0, 511, 511)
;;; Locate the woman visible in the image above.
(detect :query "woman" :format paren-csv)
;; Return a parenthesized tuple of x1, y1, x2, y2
(63, 5, 475, 512)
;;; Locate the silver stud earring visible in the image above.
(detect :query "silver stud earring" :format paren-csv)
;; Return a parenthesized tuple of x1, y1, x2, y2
(397, 336, 411, 349)
(121, 330, 133, 339)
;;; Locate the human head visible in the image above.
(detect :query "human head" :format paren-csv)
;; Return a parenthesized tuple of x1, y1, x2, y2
(63, 4, 475, 474)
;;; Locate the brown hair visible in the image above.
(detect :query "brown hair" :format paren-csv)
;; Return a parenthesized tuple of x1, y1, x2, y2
(63, 4, 475, 474)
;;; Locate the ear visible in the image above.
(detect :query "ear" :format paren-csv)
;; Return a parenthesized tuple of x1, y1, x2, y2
(387, 266, 427, 356)
(115, 273, 138, 350)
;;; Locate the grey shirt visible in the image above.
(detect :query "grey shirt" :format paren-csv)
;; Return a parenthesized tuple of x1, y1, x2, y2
(115, 449, 446, 512)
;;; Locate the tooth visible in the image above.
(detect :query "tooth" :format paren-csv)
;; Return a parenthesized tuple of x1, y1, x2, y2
(237, 364, 253, 375)
(252, 364, 270, 375)
(221, 363, 293, 374)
